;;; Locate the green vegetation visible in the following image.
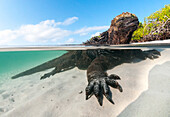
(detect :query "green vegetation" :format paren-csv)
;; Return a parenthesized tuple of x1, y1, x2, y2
(132, 4, 170, 40)
(90, 35, 101, 40)
(96, 35, 101, 38)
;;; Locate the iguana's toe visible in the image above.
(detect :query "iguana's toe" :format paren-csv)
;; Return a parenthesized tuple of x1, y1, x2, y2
(108, 74, 121, 80)
(106, 77, 123, 92)
(85, 81, 94, 100)
(93, 80, 103, 106)
(101, 80, 114, 104)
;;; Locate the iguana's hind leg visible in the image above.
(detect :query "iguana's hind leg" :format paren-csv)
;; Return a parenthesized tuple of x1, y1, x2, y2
(143, 49, 161, 59)
(11, 51, 82, 79)
(40, 63, 75, 80)
(41, 50, 95, 80)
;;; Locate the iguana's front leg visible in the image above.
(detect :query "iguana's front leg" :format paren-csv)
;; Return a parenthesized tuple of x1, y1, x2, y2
(85, 56, 123, 106)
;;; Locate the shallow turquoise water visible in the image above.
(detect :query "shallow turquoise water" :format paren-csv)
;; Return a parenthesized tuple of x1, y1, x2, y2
(0, 47, 169, 116)
(0, 50, 67, 81)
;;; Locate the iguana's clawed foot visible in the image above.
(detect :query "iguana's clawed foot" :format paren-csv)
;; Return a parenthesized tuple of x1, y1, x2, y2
(40, 73, 51, 80)
(144, 49, 161, 59)
(85, 74, 123, 106)
(40, 69, 57, 80)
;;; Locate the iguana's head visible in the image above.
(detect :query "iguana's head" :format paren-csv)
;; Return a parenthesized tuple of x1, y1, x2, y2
(84, 12, 139, 45)
(111, 12, 139, 31)
(108, 12, 139, 44)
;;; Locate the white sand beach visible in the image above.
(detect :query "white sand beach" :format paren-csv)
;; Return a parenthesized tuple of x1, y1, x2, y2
(0, 49, 170, 117)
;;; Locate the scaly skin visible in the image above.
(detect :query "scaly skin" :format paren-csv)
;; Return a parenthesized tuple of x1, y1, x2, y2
(85, 49, 160, 105)
(84, 12, 139, 45)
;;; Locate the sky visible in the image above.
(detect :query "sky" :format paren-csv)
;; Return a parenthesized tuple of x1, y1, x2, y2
(0, 0, 169, 45)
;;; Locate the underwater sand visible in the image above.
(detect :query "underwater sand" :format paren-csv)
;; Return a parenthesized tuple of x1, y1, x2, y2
(0, 49, 170, 117)
(118, 61, 170, 117)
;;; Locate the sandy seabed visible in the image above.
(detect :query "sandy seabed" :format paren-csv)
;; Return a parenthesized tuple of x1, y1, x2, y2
(0, 49, 170, 117)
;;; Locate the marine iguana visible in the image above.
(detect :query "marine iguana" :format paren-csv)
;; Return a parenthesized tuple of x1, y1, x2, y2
(11, 12, 161, 106)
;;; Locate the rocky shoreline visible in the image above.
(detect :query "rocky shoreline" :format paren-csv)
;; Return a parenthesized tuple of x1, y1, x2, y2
(131, 18, 170, 43)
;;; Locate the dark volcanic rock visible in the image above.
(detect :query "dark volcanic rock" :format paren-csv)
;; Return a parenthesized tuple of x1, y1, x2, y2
(84, 12, 139, 45)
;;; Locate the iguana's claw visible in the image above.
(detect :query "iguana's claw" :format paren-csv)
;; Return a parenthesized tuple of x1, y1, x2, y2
(85, 74, 123, 106)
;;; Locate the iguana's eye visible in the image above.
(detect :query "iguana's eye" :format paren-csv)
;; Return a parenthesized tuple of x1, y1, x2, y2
(131, 14, 135, 18)
(116, 17, 124, 23)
